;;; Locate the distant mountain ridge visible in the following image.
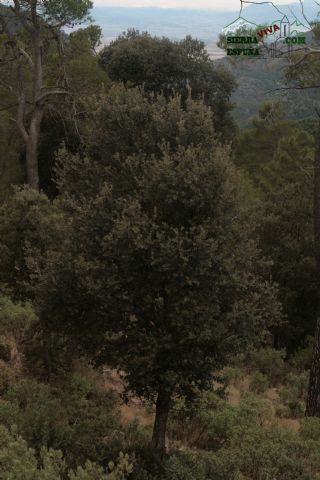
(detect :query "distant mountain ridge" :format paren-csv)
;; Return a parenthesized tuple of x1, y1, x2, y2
(92, 1, 319, 45)
(92, 1, 319, 59)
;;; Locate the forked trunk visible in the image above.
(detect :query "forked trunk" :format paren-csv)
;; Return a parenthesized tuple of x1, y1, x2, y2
(149, 388, 171, 462)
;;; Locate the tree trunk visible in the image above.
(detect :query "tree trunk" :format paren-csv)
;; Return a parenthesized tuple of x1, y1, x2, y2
(149, 388, 171, 462)
(25, 27, 43, 191)
(26, 27, 44, 190)
(306, 122, 320, 416)
(26, 108, 43, 191)
(42, 326, 52, 379)
(306, 317, 320, 415)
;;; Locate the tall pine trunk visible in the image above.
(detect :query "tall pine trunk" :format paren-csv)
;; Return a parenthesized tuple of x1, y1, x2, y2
(306, 122, 320, 416)
(26, 108, 42, 191)
(149, 388, 171, 462)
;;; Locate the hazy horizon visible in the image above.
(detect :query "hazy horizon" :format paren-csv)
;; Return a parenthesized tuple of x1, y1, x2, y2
(93, 0, 294, 10)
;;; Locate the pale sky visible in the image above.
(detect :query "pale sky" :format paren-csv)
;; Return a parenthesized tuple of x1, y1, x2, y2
(93, 0, 295, 10)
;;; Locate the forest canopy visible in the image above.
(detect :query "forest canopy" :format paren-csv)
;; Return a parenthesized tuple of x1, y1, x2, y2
(1, 1, 320, 478)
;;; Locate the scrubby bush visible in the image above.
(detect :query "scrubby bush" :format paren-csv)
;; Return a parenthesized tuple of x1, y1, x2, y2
(289, 336, 314, 371)
(160, 453, 207, 480)
(0, 372, 123, 468)
(137, 420, 320, 480)
(130, 465, 158, 480)
(70, 453, 133, 480)
(207, 424, 320, 480)
(0, 361, 12, 394)
(278, 372, 308, 418)
(248, 348, 286, 386)
(0, 339, 11, 362)
(0, 380, 70, 452)
(121, 418, 150, 456)
(221, 366, 245, 387)
(0, 425, 132, 480)
(168, 391, 227, 448)
(59, 371, 122, 466)
(168, 390, 272, 450)
(249, 372, 269, 394)
(285, 371, 309, 398)
(300, 417, 320, 441)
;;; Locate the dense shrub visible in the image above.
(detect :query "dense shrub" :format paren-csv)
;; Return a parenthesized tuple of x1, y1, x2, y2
(160, 453, 207, 480)
(0, 361, 12, 394)
(168, 390, 271, 450)
(0, 425, 132, 480)
(221, 366, 245, 387)
(166, 389, 320, 479)
(300, 417, 320, 441)
(248, 348, 286, 386)
(0, 380, 70, 452)
(207, 425, 320, 480)
(0, 373, 123, 467)
(289, 336, 314, 371)
(135, 422, 320, 480)
(278, 372, 308, 418)
(249, 372, 269, 394)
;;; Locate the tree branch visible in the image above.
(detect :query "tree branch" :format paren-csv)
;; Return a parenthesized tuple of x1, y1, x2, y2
(16, 62, 29, 142)
(0, 103, 18, 112)
(266, 84, 320, 94)
(289, 49, 320, 69)
(36, 88, 71, 104)
(0, 79, 16, 95)
(10, 1, 33, 33)
(18, 47, 34, 69)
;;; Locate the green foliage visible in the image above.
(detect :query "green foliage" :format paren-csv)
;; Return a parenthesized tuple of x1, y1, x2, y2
(248, 348, 286, 386)
(167, 391, 320, 479)
(0, 295, 37, 381)
(0, 295, 36, 336)
(0, 4, 318, 476)
(39, 0, 93, 27)
(0, 187, 65, 299)
(0, 372, 123, 467)
(235, 108, 316, 352)
(300, 417, 320, 442)
(0, 380, 70, 452)
(46, 88, 282, 410)
(257, 126, 316, 350)
(120, 418, 151, 456)
(289, 336, 314, 371)
(0, 1, 102, 197)
(99, 30, 236, 141)
(221, 366, 244, 387)
(65, 26, 110, 95)
(233, 103, 295, 177)
(0, 425, 40, 480)
(0, 111, 23, 200)
(0, 425, 132, 480)
(284, 371, 309, 399)
(208, 425, 319, 480)
(160, 453, 207, 480)
(70, 453, 133, 480)
(287, 21, 320, 88)
(168, 390, 272, 450)
(249, 372, 269, 394)
(56, 85, 217, 198)
(2, 415, 318, 480)
(278, 372, 308, 418)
